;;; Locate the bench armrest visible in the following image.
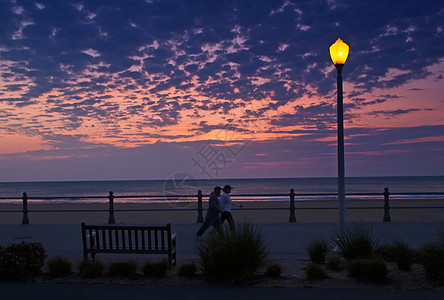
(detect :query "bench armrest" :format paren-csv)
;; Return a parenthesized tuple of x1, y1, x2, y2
(171, 233, 177, 240)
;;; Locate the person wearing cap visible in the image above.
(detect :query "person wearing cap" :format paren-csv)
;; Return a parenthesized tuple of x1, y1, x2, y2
(196, 186, 223, 239)
(220, 185, 242, 231)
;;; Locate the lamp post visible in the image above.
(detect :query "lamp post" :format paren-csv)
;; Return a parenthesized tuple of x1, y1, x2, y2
(330, 38, 349, 229)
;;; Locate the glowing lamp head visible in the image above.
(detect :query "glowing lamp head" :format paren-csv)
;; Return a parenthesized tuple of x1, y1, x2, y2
(330, 38, 349, 65)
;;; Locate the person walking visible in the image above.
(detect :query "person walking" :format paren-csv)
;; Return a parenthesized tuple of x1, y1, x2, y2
(220, 185, 242, 231)
(196, 186, 223, 239)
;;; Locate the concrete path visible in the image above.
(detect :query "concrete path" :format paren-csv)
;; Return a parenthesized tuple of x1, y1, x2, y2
(1, 221, 443, 261)
(1, 282, 444, 300)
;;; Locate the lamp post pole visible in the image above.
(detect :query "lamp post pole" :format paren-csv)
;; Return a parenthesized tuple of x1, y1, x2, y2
(330, 38, 349, 229)
(335, 63, 346, 229)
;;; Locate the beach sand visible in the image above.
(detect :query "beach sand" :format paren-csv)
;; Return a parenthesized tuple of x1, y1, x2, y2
(1, 198, 443, 224)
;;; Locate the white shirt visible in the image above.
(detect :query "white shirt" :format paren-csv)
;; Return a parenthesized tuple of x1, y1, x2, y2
(219, 192, 241, 212)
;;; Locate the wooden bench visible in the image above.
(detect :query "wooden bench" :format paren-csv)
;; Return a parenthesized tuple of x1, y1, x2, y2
(81, 223, 176, 268)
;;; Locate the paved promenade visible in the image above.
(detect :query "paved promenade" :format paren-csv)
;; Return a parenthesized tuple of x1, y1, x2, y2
(1, 282, 443, 300)
(1, 221, 443, 261)
(1, 221, 444, 299)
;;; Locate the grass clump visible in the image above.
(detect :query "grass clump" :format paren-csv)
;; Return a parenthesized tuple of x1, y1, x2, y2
(333, 223, 380, 261)
(0, 242, 47, 281)
(178, 263, 197, 278)
(326, 252, 341, 271)
(347, 258, 388, 284)
(307, 240, 328, 264)
(304, 263, 328, 280)
(78, 260, 104, 278)
(47, 256, 72, 278)
(265, 264, 282, 278)
(392, 240, 413, 271)
(375, 244, 396, 261)
(143, 259, 169, 278)
(197, 222, 269, 284)
(420, 243, 444, 285)
(109, 261, 138, 279)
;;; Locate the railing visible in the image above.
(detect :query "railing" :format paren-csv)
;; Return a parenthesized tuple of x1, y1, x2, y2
(0, 188, 443, 224)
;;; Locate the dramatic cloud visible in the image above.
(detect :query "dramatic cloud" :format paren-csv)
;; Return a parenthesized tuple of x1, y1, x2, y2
(0, 0, 443, 181)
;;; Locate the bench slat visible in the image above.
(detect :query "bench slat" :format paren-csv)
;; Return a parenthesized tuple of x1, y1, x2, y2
(155, 230, 159, 251)
(135, 229, 139, 250)
(128, 229, 132, 251)
(101, 229, 106, 251)
(115, 229, 119, 250)
(141, 229, 146, 251)
(148, 230, 152, 251)
(108, 230, 113, 250)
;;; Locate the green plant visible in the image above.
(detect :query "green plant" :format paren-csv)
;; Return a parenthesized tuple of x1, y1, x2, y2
(143, 259, 169, 278)
(178, 263, 197, 277)
(410, 248, 422, 264)
(78, 260, 104, 278)
(47, 256, 72, 278)
(304, 263, 328, 280)
(438, 230, 444, 246)
(109, 261, 138, 279)
(347, 258, 388, 284)
(375, 244, 396, 261)
(420, 244, 444, 285)
(333, 223, 380, 261)
(392, 240, 413, 271)
(0, 241, 47, 281)
(307, 240, 328, 264)
(326, 252, 341, 270)
(196, 222, 270, 283)
(265, 264, 282, 278)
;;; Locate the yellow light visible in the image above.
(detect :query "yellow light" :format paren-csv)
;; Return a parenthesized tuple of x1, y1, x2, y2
(329, 38, 349, 65)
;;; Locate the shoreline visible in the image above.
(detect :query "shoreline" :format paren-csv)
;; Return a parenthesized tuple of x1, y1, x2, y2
(1, 199, 443, 224)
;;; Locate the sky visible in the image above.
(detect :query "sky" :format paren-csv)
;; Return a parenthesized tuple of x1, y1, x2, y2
(0, 0, 443, 182)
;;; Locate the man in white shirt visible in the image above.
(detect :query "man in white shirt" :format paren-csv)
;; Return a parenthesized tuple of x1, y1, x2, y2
(220, 185, 242, 231)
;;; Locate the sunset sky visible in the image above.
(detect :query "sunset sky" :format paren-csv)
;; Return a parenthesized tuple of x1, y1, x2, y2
(0, 0, 443, 182)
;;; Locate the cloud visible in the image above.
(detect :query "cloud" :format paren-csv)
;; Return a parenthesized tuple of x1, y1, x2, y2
(0, 0, 443, 179)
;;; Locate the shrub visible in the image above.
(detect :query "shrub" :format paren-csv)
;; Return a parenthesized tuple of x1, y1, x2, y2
(307, 240, 328, 264)
(347, 258, 388, 284)
(196, 222, 270, 283)
(78, 260, 104, 278)
(333, 223, 380, 261)
(420, 244, 444, 285)
(410, 248, 422, 264)
(375, 244, 396, 261)
(47, 256, 72, 278)
(265, 264, 282, 278)
(109, 261, 138, 279)
(438, 230, 444, 246)
(178, 263, 197, 278)
(143, 259, 169, 278)
(392, 240, 413, 271)
(304, 263, 328, 280)
(0, 241, 47, 281)
(326, 253, 341, 271)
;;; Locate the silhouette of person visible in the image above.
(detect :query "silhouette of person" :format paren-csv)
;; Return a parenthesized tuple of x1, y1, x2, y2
(220, 185, 242, 231)
(196, 186, 222, 239)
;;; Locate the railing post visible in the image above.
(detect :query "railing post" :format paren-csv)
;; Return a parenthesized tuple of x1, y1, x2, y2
(289, 188, 296, 222)
(22, 192, 30, 224)
(196, 190, 203, 223)
(383, 187, 391, 222)
(108, 191, 115, 224)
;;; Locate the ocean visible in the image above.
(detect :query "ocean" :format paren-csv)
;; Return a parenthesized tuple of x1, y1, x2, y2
(0, 176, 443, 204)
